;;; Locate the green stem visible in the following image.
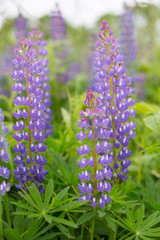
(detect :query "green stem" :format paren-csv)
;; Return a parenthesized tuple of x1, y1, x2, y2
(81, 224, 84, 240)
(3, 194, 11, 228)
(113, 224, 118, 240)
(71, 185, 79, 196)
(105, 42, 117, 170)
(90, 216, 95, 240)
(119, 231, 132, 240)
(25, 67, 32, 179)
(0, 195, 3, 240)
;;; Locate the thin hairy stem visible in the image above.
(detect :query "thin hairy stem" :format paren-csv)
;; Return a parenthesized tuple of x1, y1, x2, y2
(25, 67, 32, 160)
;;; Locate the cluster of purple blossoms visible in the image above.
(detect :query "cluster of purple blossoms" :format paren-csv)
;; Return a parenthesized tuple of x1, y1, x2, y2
(0, 109, 10, 195)
(77, 21, 136, 207)
(120, 4, 136, 69)
(50, 4, 66, 41)
(11, 39, 48, 193)
(14, 13, 28, 39)
(94, 20, 136, 182)
(28, 27, 53, 136)
(77, 90, 112, 208)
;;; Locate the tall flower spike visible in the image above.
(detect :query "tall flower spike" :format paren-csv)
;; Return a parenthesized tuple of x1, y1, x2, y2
(77, 90, 112, 208)
(120, 4, 136, 70)
(94, 20, 136, 182)
(50, 4, 71, 84)
(28, 27, 53, 136)
(50, 4, 66, 41)
(11, 39, 48, 194)
(14, 13, 28, 39)
(0, 109, 10, 195)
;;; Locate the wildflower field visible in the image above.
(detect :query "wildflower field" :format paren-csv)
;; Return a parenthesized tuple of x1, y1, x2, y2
(0, 1, 160, 240)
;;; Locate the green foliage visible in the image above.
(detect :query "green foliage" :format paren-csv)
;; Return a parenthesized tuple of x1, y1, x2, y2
(113, 205, 160, 239)
(1, 3, 160, 240)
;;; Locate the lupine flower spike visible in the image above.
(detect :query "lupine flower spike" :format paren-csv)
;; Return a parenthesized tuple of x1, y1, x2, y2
(120, 4, 136, 70)
(94, 20, 136, 181)
(77, 90, 112, 208)
(0, 109, 10, 195)
(11, 39, 48, 193)
(14, 13, 28, 39)
(50, 3, 66, 41)
(28, 28, 53, 136)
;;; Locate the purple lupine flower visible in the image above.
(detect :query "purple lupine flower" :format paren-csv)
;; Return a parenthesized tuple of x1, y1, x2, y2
(77, 90, 112, 208)
(94, 20, 136, 182)
(11, 38, 48, 194)
(120, 4, 136, 69)
(50, 4, 72, 84)
(14, 13, 28, 39)
(28, 27, 53, 136)
(0, 109, 10, 196)
(50, 4, 66, 41)
(136, 73, 146, 100)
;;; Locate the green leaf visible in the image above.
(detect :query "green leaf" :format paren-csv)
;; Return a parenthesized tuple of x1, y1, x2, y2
(137, 204, 145, 229)
(97, 210, 106, 218)
(143, 112, 160, 133)
(57, 224, 70, 237)
(146, 173, 155, 201)
(30, 223, 55, 240)
(3, 194, 11, 228)
(4, 228, 21, 240)
(44, 214, 52, 223)
(76, 211, 97, 225)
(141, 212, 160, 231)
(61, 107, 71, 127)
(53, 200, 87, 213)
(23, 219, 42, 240)
(33, 232, 61, 240)
(140, 236, 153, 240)
(52, 216, 77, 228)
(55, 186, 70, 201)
(11, 201, 35, 212)
(125, 235, 136, 240)
(135, 102, 159, 114)
(13, 207, 24, 235)
(105, 213, 116, 232)
(44, 179, 53, 208)
(28, 183, 43, 209)
(19, 191, 38, 210)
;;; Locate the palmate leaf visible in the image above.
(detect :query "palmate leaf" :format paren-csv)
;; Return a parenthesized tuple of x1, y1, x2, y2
(12, 180, 80, 237)
(113, 205, 160, 239)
